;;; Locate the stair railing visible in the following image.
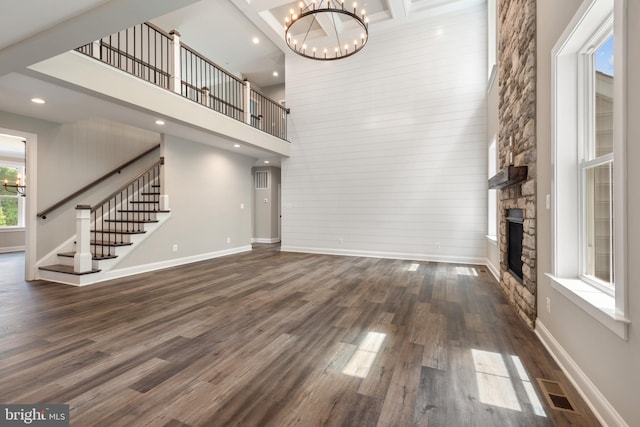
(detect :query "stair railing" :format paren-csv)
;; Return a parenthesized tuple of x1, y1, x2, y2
(74, 158, 164, 273)
(37, 144, 160, 219)
(76, 22, 290, 141)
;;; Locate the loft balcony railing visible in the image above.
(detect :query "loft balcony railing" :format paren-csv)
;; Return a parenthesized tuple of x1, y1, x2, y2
(76, 23, 288, 141)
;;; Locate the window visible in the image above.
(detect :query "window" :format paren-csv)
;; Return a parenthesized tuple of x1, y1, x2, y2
(551, 0, 628, 339)
(487, 0, 497, 84)
(581, 34, 614, 292)
(487, 137, 497, 241)
(0, 165, 26, 228)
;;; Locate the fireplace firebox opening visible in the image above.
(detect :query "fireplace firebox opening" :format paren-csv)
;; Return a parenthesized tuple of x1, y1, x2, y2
(506, 209, 524, 282)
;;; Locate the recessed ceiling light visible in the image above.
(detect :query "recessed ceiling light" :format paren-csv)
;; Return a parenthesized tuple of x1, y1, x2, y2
(252, 37, 260, 44)
(155, 120, 165, 125)
(273, 71, 279, 77)
(234, 144, 241, 148)
(31, 98, 45, 104)
(264, 160, 270, 164)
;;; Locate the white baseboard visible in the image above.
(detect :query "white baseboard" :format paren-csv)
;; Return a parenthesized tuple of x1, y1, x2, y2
(535, 319, 628, 427)
(485, 258, 500, 282)
(280, 245, 486, 265)
(251, 238, 281, 244)
(0, 246, 25, 254)
(102, 245, 253, 282)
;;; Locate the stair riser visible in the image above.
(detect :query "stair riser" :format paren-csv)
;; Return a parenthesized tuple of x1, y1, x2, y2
(110, 212, 159, 221)
(88, 233, 133, 244)
(94, 224, 147, 232)
(56, 256, 100, 270)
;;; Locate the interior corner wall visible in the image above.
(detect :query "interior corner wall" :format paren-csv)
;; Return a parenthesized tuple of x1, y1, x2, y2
(487, 71, 500, 276)
(536, 1, 640, 425)
(116, 134, 254, 268)
(282, 5, 488, 262)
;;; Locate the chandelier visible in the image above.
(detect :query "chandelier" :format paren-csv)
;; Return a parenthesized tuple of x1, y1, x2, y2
(3, 176, 26, 196)
(285, 0, 369, 61)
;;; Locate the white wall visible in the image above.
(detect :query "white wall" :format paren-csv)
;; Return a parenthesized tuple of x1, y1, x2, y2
(536, 1, 640, 425)
(0, 230, 24, 252)
(282, 5, 488, 262)
(36, 118, 160, 258)
(116, 134, 255, 267)
(262, 84, 285, 104)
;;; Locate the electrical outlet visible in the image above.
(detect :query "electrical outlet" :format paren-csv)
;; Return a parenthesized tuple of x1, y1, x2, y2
(226, 237, 231, 244)
(546, 297, 551, 313)
(172, 244, 178, 252)
(240, 203, 244, 209)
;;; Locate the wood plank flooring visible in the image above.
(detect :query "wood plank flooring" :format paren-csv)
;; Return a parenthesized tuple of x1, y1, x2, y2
(0, 247, 600, 426)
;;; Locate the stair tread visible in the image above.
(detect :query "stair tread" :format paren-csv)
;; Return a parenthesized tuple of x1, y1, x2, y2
(117, 209, 170, 213)
(129, 200, 160, 203)
(58, 252, 118, 261)
(104, 219, 159, 223)
(39, 264, 101, 275)
(90, 241, 133, 247)
(90, 229, 146, 234)
(141, 192, 161, 195)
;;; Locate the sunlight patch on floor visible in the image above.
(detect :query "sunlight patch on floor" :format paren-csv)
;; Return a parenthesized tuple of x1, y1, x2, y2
(342, 331, 386, 378)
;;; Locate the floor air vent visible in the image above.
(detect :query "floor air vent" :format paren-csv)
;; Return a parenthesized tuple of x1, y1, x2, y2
(536, 378, 578, 413)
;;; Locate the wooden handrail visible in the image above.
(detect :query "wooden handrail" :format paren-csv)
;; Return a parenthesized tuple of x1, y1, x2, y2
(37, 144, 160, 219)
(91, 157, 163, 212)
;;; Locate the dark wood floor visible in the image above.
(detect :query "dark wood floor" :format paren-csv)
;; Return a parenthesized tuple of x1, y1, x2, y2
(0, 246, 600, 426)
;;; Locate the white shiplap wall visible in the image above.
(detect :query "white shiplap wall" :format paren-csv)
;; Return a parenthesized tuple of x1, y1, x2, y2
(282, 5, 488, 263)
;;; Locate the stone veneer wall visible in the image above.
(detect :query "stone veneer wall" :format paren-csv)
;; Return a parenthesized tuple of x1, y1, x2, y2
(497, 0, 537, 328)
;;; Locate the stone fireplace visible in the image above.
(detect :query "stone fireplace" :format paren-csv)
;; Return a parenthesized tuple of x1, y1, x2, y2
(495, 0, 537, 328)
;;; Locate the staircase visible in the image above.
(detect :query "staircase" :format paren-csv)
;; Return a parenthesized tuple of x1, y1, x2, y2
(38, 158, 170, 286)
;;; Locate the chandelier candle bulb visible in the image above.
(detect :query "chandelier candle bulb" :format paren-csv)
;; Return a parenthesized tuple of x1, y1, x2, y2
(353, 2, 357, 13)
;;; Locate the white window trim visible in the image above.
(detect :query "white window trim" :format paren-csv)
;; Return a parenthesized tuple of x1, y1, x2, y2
(550, 0, 628, 340)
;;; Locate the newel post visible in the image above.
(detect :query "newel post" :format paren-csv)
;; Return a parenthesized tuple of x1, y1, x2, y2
(244, 80, 252, 125)
(159, 157, 170, 211)
(74, 205, 93, 273)
(202, 87, 210, 107)
(169, 30, 182, 94)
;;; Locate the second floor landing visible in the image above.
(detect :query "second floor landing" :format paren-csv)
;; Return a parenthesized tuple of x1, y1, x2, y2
(24, 51, 289, 160)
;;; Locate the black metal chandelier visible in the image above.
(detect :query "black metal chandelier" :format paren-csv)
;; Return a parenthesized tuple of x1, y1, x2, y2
(3, 177, 26, 196)
(285, 0, 369, 61)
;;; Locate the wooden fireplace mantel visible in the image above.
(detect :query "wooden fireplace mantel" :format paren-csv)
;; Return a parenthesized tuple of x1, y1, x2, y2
(488, 165, 528, 190)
